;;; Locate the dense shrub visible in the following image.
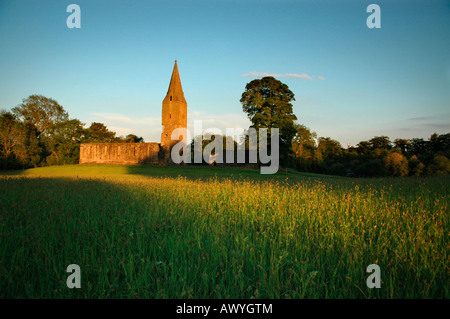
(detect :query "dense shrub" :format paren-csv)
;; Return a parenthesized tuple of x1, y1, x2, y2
(383, 152, 409, 177)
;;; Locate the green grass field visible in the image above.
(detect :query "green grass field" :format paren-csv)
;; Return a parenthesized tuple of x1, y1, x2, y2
(0, 165, 448, 298)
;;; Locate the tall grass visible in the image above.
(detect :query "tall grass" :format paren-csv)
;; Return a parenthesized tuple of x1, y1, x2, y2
(0, 165, 448, 298)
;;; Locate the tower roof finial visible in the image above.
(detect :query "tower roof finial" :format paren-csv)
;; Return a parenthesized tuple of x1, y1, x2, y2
(164, 60, 185, 102)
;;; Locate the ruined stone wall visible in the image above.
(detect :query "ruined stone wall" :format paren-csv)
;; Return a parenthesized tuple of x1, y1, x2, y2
(79, 143, 160, 165)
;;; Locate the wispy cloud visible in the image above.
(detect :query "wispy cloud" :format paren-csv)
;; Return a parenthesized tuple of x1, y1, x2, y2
(419, 123, 450, 129)
(107, 126, 135, 137)
(407, 116, 432, 121)
(91, 112, 160, 126)
(242, 72, 315, 80)
(89, 112, 162, 142)
(405, 115, 450, 130)
(397, 116, 450, 134)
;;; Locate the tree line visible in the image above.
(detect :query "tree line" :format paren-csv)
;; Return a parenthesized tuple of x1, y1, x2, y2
(0, 95, 143, 170)
(291, 125, 449, 177)
(238, 76, 449, 177)
(2, 84, 449, 177)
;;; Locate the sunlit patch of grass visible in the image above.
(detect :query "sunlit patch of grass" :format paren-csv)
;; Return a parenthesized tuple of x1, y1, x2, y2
(0, 165, 448, 298)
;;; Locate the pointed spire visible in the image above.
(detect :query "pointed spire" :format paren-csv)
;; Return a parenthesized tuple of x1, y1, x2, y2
(165, 60, 185, 103)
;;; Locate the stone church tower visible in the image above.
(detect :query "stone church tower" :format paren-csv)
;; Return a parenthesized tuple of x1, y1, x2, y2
(161, 60, 187, 161)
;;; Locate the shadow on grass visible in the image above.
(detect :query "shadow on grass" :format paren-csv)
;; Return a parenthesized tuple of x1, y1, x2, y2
(1, 173, 448, 299)
(3, 174, 330, 299)
(0, 177, 146, 298)
(3, 174, 347, 299)
(1, 164, 341, 184)
(0, 176, 250, 298)
(125, 164, 336, 183)
(0, 168, 27, 175)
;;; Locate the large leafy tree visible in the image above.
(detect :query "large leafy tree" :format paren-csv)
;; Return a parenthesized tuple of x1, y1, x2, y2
(408, 138, 428, 155)
(356, 141, 372, 155)
(12, 95, 69, 137)
(316, 137, 342, 161)
(240, 76, 297, 166)
(83, 122, 119, 143)
(0, 110, 41, 168)
(292, 123, 317, 159)
(46, 119, 86, 165)
(369, 136, 392, 150)
(383, 152, 409, 177)
(429, 132, 450, 154)
(0, 111, 25, 159)
(2, 94, 147, 169)
(125, 134, 144, 143)
(393, 138, 410, 154)
(292, 123, 317, 172)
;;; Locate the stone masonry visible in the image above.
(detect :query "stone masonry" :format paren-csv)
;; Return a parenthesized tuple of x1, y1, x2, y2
(79, 143, 160, 165)
(160, 60, 188, 161)
(79, 61, 187, 165)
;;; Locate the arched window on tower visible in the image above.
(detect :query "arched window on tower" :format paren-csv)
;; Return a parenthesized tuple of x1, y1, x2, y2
(170, 96, 172, 101)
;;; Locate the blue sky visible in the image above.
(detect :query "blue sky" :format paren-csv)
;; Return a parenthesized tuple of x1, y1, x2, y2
(0, 0, 449, 146)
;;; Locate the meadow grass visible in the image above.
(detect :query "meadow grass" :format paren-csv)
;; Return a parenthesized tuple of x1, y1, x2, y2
(0, 165, 448, 298)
